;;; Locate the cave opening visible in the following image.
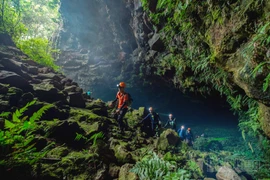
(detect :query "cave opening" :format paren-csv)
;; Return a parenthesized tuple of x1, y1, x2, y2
(129, 85, 240, 138)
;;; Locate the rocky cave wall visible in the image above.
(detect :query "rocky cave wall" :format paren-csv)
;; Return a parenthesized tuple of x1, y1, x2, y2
(57, 0, 188, 111)
(58, 0, 137, 100)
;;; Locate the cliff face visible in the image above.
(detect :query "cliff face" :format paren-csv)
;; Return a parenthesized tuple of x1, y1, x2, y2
(57, 0, 137, 100)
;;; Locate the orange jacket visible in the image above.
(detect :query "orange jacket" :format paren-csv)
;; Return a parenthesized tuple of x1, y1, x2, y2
(116, 92, 128, 109)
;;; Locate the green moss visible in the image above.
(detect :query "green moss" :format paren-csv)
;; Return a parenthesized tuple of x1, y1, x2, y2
(8, 87, 23, 94)
(163, 151, 187, 168)
(79, 121, 101, 135)
(124, 107, 145, 128)
(70, 108, 104, 122)
(41, 119, 61, 135)
(46, 146, 69, 159)
(40, 164, 64, 179)
(85, 99, 106, 109)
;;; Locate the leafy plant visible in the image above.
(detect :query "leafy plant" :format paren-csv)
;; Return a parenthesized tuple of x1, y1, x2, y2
(16, 37, 60, 70)
(186, 160, 203, 178)
(74, 132, 88, 141)
(0, 0, 61, 70)
(130, 152, 176, 180)
(89, 132, 104, 146)
(251, 62, 270, 92)
(164, 168, 191, 180)
(0, 0, 27, 39)
(0, 100, 53, 165)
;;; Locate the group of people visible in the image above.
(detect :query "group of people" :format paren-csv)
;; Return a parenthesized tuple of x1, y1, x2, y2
(109, 82, 194, 145)
(177, 126, 194, 146)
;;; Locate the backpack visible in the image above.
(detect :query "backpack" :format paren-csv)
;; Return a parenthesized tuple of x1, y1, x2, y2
(125, 92, 133, 106)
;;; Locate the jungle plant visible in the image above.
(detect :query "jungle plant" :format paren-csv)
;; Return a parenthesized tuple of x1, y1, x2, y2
(164, 168, 191, 180)
(0, 100, 53, 165)
(0, 0, 61, 70)
(185, 160, 203, 178)
(16, 38, 60, 70)
(0, 0, 27, 39)
(75, 132, 104, 147)
(252, 61, 270, 92)
(74, 132, 88, 141)
(243, 22, 270, 91)
(130, 152, 176, 180)
(242, 21, 270, 62)
(89, 132, 104, 146)
(238, 100, 260, 137)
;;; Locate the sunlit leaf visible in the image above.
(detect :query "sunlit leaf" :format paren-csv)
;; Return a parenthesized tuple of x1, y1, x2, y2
(5, 120, 15, 129)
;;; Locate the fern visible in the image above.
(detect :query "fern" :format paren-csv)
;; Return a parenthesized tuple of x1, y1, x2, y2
(0, 112, 10, 117)
(29, 104, 53, 123)
(164, 169, 191, 180)
(4, 119, 15, 129)
(242, 130, 246, 141)
(227, 95, 242, 111)
(251, 62, 270, 78)
(263, 73, 270, 92)
(75, 133, 88, 142)
(89, 132, 104, 146)
(130, 152, 175, 180)
(17, 100, 37, 118)
(4, 101, 53, 134)
(0, 100, 53, 166)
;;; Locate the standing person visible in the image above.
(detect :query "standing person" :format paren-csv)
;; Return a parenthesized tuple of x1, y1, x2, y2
(163, 113, 176, 131)
(110, 82, 129, 134)
(177, 125, 185, 140)
(185, 128, 194, 146)
(140, 107, 162, 137)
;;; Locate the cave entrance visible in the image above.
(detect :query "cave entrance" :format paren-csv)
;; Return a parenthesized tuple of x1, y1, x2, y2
(125, 84, 240, 152)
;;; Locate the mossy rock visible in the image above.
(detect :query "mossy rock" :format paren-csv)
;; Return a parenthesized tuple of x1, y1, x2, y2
(125, 107, 145, 128)
(70, 107, 107, 123)
(47, 147, 69, 159)
(118, 163, 139, 180)
(85, 99, 107, 110)
(63, 151, 97, 165)
(157, 129, 180, 152)
(47, 120, 86, 148)
(79, 121, 104, 135)
(111, 140, 133, 164)
(91, 107, 108, 117)
(39, 163, 64, 179)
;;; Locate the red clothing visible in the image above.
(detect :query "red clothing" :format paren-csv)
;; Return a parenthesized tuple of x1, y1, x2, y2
(116, 92, 128, 109)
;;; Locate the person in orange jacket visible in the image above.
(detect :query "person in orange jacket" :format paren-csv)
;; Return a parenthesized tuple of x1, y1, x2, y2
(110, 82, 129, 133)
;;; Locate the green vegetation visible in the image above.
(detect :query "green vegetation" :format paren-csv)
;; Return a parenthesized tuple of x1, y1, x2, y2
(16, 38, 60, 70)
(0, 0, 61, 70)
(75, 131, 104, 147)
(89, 132, 104, 146)
(130, 152, 190, 180)
(185, 160, 203, 178)
(0, 100, 53, 166)
(141, 0, 270, 166)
